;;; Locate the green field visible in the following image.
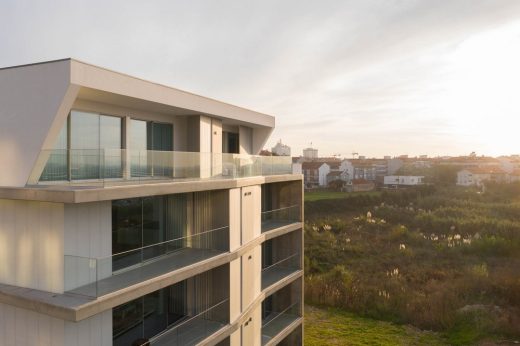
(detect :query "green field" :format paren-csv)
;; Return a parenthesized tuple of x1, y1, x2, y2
(305, 305, 447, 346)
(304, 190, 381, 202)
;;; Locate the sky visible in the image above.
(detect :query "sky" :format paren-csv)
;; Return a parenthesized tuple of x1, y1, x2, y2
(1, 0, 520, 158)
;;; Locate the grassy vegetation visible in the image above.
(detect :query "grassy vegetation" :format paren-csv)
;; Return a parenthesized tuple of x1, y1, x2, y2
(304, 182, 520, 345)
(305, 190, 381, 202)
(305, 304, 447, 346)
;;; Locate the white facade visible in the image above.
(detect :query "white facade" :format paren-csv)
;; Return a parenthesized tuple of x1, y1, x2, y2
(292, 162, 302, 174)
(384, 175, 424, 186)
(303, 147, 318, 160)
(271, 140, 291, 156)
(340, 160, 354, 181)
(318, 163, 331, 186)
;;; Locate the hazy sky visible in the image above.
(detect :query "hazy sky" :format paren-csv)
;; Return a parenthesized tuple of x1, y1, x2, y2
(1, 0, 520, 158)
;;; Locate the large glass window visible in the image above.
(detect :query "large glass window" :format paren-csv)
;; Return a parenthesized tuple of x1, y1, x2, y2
(130, 119, 173, 177)
(40, 110, 122, 181)
(112, 194, 187, 272)
(113, 281, 187, 346)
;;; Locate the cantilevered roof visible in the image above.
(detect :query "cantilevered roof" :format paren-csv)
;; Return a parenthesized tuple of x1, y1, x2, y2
(0, 58, 275, 187)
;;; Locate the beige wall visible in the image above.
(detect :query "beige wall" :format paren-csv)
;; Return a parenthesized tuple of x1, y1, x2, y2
(241, 185, 261, 245)
(0, 199, 64, 293)
(0, 60, 77, 187)
(0, 303, 112, 346)
(239, 126, 253, 155)
(0, 302, 65, 346)
(63, 202, 112, 291)
(64, 310, 112, 346)
(229, 188, 241, 251)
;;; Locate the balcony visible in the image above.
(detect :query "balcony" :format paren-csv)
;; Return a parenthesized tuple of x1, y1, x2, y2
(261, 205, 301, 233)
(261, 302, 301, 345)
(32, 149, 293, 186)
(64, 226, 229, 297)
(262, 253, 301, 291)
(150, 299, 229, 346)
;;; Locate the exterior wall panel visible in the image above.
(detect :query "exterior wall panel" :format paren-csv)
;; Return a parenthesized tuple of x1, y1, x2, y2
(0, 199, 64, 293)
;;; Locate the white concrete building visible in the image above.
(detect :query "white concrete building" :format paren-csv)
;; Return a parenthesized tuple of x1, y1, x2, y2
(271, 140, 291, 156)
(384, 175, 424, 186)
(302, 147, 318, 160)
(457, 167, 507, 186)
(0, 59, 303, 346)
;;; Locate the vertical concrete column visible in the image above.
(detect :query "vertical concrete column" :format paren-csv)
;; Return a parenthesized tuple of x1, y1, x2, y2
(211, 118, 223, 177)
(229, 188, 241, 251)
(122, 116, 131, 180)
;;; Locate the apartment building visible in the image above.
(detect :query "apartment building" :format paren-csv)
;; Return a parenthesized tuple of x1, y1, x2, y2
(0, 59, 303, 346)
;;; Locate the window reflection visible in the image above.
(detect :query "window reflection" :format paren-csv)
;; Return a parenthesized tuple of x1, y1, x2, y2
(112, 194, 187, 272)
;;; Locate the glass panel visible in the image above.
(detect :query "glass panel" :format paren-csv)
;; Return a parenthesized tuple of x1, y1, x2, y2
(144, 290, 168, 340)
(70, 111, 100, 180)
(100, 115, 122, 179)
(152, 122, 173, 151)
(168, 281, 187, 326)
(131, 119, 148, 177)
(142, 196, 165, 261)
(39, 120, 68, 181)
(113, 297, 143, 346)
(112, 198, 143, 271)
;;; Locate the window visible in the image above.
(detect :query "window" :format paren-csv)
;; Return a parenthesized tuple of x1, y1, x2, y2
(39, 110, 122, 181)
(113, 281, 187, 346)
(112, 194, 187, 272)
(130, 119, 173, 177)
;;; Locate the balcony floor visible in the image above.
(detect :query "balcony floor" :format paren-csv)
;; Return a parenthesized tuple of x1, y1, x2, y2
(262, 266, 300, 291)
(152, 319, 226, 346)
(262, 314, 301, 345)
(67, 247, 225, 297)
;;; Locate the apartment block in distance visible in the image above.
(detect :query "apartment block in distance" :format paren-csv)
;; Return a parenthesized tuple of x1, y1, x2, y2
(0, 59, 303, 346)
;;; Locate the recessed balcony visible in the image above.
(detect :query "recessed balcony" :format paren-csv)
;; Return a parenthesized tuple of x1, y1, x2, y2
(261, 205, 301, 233)
(111, 265, 229, 346)
(262, 230, 302, 291)
(64, 226, 229, 298)
(31, 149, 293, 186)
(261, 279, 302, 345)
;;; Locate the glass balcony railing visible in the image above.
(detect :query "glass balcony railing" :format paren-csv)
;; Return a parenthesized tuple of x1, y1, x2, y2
(32, 149, 293, 185)
(150, 299, 229, 346)
(64, 226, 229, 297)
(262, 253, 301, 290)
(261, 205, 301, 233)
(261, 302, 301, 345)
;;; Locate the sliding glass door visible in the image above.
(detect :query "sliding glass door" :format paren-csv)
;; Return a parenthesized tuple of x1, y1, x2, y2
(112, 194, 187, 272)
(130, 119, 173, 178)
(39, 110, 122, 181)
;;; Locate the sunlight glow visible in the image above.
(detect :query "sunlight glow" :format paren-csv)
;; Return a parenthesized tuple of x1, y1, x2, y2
(438, 21, 520, 156)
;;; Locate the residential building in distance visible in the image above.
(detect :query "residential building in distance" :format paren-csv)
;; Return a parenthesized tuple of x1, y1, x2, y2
(457, 167, 508, 186)
(346, 179, 375, 192)
(384, 175, 425, 187)
(271, 140, 291, 156)
(0, 59, 303, 346)
(302, 147, 318, 160)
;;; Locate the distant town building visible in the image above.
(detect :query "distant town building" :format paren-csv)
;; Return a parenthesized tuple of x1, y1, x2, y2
(271, 140, 291, 156)
(301, 161, 324, 188)
(384, 175, 425, 187)
(303, 147, 318, 160)
(346, 179, 375, 192)
(292, 162, 302, 175)
(456, 167, 507, 186)
(387, 158, 404, 175)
